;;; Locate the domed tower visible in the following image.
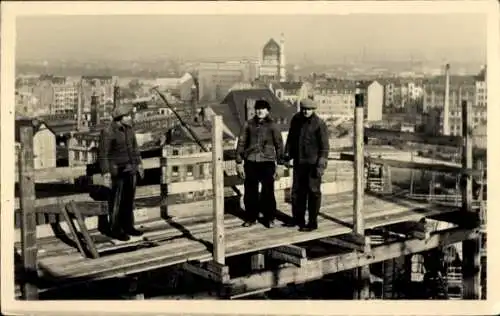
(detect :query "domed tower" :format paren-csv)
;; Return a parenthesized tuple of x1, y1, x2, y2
(260, 38, 281, 81)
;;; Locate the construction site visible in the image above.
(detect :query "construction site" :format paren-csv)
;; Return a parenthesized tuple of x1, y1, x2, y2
(13, 76, 487, 301)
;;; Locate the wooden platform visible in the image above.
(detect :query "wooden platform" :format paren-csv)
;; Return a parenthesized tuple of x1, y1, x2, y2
(18, 191, 463, 294)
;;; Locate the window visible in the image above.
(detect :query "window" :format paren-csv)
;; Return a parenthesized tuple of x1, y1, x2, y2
(187, 165, 194, 177)
(172, 149, 179, 156)
(75, 150, 80, 161)
(172, 166, 179, 176)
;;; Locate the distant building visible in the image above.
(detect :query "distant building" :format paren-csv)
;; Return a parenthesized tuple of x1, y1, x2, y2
(382, 79, 424, 109)
(259, 34, 286, 82)
(423, 66, 487, 136)
(363, 80, 384, 122)
(52, 84, 78, 114)
(156, 73, 195, 102)
(165, 121, 235, 195)
(472, 123, 487, 150)
(312, 80, 356, 120)
(269, 81, 311, 105)
(15, 119, 57, 169)
(67, 130, 100, 167)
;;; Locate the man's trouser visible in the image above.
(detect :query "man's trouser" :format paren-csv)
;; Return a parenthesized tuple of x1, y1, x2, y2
(291, 163, 322, 227)
(108, 169, 137, 233)
(243, 161, 277, 223)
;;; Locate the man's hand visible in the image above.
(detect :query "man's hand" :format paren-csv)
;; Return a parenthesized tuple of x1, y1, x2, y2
(236, 163, 245, 180)
(274, 165, 283, 180)
(103, 172, 112, 187)
(316, 167, 325, 178)
(137, 164, 145, 179)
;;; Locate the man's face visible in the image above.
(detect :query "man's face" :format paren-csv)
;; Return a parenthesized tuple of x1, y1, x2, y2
(301, 107, 314, 117)
(255, 107, 269, 119)
(121, 114, 133, 126)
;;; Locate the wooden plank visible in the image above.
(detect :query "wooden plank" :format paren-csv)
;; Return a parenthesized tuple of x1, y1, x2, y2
(68, 201, 100, 259)
(365, 127, 462, 147)
(182, 262, 227, 283)
(319, 234, 367, 252)
(272, 245, 306, 258)
(58, 203, 87, 258)
(17, 122, 38, 300)
(212, 115, 225, 265)
(339, 153, 481, 177)
(13, 175, 294, 212)
(268, 250, 307, 267)
(14, 153, 215, 183)
(229, 227, 479, 295)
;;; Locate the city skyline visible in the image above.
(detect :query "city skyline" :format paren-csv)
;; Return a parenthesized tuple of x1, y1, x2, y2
(16, 13, 486, 65)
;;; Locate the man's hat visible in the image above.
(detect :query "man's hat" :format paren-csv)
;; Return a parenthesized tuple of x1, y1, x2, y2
(300, 99, 317, 109)
(112, 104, 133, 119)
(255, 99, 271, 110)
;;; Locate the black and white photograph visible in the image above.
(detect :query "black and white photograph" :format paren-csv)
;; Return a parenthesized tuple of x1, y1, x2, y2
(1, 1, 498, 314)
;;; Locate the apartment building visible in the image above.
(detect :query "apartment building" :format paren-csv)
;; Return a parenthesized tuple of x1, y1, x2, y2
(52, 84, 79, 114)
(269, 81, 311, 105)
(312, 80, 356, 120)
(383, 79, 424, 108)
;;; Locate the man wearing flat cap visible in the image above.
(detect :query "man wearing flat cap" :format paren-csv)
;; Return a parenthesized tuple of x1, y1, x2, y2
(98, 104, 145, 241)
(235, 99, 285, 228)
(284, 98, 329, 232)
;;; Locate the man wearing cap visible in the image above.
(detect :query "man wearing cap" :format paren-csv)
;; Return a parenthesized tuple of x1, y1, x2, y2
(99, 104, 145, 241)
(235, 99, 284, 228)
(284, 98, 329, 232)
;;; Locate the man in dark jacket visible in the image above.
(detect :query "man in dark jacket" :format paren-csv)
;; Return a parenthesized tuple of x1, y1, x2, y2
(284, 99, 330, 232)
(235, 100, 284, 228)
(99, 104, 145, 241)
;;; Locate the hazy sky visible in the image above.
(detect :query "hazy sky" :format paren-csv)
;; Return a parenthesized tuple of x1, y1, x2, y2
(16, 14, 487, 64)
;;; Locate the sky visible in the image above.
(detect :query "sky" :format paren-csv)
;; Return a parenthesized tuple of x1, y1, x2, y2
(16, 14, 487, 64)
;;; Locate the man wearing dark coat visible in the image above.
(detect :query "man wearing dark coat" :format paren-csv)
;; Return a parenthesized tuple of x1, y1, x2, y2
(99, 104, 145, 241)
(235, 99, 284, 228)
(284, 98, 330, 232)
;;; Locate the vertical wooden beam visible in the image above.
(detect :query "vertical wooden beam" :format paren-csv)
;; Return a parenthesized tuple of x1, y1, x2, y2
(18, 121, 38, 300)
(160, 145, 169, 219)
(353, 85, 370, 300)
(461, 100, 481, 299)
(251, 252, 265, 271)
(212, 115, 225, 264)
(354, 87, 365, 235)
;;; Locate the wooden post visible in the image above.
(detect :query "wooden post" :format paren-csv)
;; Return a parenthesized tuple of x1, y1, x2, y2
(251, 252, 265, 271)
(18, 120, 38, 300)
(354, 87, 365, 236)
(461, 100, 481, 299)
(353, 86, 370, 299)
(212, 115, 225, 264)
(160, 144, 169, 219)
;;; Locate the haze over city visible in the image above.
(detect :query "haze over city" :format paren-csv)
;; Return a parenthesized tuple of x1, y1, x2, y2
(16, 14, 486, 65)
